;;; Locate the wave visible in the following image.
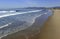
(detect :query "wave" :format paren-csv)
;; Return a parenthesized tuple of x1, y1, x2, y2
(0, 11, 16, 13)
(0, 10, 42, 18)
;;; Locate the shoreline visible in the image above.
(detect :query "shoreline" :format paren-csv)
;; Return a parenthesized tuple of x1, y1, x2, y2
(1, 9, 52, 39)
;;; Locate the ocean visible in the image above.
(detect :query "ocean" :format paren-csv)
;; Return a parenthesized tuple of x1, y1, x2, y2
(0, 9, 52, 39)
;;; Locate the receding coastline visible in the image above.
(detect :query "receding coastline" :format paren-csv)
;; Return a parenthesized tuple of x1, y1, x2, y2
(1, 8, 53, 39)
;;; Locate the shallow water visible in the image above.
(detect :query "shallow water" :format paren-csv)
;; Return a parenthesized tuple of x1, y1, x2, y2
(0, 9, 52, 38)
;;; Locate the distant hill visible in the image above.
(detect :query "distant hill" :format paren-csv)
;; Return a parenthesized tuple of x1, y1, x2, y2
(25, 7, 46, 9)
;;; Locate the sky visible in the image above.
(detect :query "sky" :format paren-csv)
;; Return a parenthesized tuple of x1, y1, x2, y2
(0, 0, 60, 9)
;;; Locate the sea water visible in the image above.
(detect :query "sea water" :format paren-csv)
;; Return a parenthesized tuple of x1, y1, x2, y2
(0, 9, 52, 39)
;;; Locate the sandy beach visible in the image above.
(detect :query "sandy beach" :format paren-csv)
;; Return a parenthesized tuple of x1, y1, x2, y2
(39, 9, 60, 39)
(2, 9, 60, 39)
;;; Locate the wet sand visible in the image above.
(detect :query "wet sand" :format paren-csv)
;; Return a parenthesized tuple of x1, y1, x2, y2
(39, 9, 60, 39)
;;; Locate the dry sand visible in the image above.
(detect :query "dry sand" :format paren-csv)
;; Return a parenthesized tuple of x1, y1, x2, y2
(39, 9, 60, 39)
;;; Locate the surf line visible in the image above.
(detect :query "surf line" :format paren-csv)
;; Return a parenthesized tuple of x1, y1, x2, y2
(0, 10, 42, 18)
(0, 23, 12, 29)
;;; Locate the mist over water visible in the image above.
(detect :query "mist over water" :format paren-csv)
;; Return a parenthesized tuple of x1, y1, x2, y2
(0, 9, 52, 38)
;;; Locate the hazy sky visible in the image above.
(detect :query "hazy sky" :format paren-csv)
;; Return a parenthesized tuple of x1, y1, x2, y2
(0, 0, 60, 9)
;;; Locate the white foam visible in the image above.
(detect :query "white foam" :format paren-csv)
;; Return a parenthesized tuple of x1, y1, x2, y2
(0, 11, 15, 13)
(0, 11, 8, 13)
(0, 10, 42, 18)
(0, 23, 12, 29)
(0, 34, 8, 39)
